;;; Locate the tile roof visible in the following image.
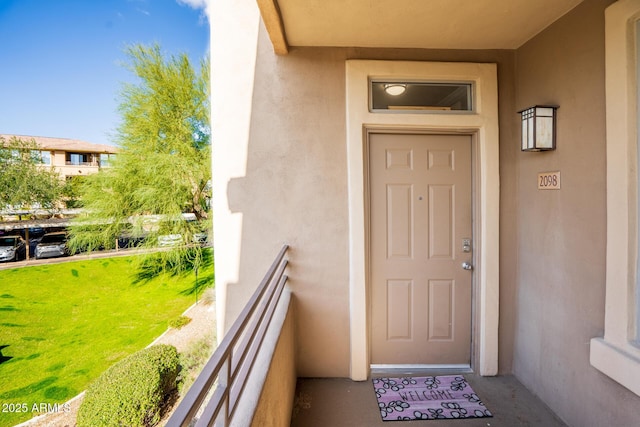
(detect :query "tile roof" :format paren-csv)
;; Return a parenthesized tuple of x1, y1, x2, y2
(0, 134, 118, 153)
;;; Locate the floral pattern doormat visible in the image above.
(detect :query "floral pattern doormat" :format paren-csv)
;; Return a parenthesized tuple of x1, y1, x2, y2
(373, 375, 493, 421)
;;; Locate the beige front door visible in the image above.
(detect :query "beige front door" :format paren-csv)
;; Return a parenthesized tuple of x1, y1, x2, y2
(369, 132, 473, 365)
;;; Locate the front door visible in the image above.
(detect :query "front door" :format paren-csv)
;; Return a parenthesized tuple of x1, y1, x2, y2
(369, 133, 473, 365)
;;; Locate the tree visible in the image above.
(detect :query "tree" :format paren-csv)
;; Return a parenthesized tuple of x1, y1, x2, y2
(0, 135, 65, 214)
(69, 44, 211, 273)
(62, 175, 86, 209)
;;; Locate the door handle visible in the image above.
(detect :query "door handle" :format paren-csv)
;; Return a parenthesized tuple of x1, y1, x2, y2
(462, 262, 473, 271)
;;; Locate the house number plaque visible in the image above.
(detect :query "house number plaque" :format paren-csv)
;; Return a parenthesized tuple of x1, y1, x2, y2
(538, 171, 561, 190)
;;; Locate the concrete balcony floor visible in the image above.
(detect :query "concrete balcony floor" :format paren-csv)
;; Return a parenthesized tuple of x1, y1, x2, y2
(291, 372, 567, 427)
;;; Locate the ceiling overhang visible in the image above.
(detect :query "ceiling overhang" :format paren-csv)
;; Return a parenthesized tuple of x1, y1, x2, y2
(257, 0, 585, 55)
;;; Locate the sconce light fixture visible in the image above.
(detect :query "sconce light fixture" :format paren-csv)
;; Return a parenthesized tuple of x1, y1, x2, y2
(384, 83, 407, 96)
(518, 105, 558, 151)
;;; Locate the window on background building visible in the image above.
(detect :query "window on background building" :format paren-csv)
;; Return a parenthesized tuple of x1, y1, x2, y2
(66, 152, 88, 165)
(40, 150, 51, 165)
(10, 149, 20, 161)
(31, 150, 51, 165)
(99, 153, 115, 167)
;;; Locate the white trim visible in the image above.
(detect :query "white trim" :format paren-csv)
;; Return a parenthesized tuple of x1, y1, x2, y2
(346, 60, 500, 380)
(589, 0, 640, 397)
(371, 364, 473, 375)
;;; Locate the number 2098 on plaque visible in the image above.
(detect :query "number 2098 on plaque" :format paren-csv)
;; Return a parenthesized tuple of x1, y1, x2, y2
(538, 171, 561, 190)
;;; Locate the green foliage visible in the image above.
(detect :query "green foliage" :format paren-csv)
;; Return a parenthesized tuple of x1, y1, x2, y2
(77, 344, 180, 427)
(69, 43, 211, 275)
(0, 136, 65, 211)
(133, 245, 213, 285)
(168, 315, 192, 329)
(62, 175, 86, 208)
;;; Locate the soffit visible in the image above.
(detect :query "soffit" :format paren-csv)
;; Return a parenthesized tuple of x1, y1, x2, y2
(273, 0, 584, 50)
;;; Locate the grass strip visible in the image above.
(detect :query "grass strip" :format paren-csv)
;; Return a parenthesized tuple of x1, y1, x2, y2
(0, 254, 213, 427)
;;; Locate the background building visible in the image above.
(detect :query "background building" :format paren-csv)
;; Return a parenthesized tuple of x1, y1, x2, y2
(0, 134, 117, 181)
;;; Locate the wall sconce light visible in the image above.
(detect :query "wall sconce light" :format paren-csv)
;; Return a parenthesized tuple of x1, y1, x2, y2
(518, 105, 558, 151)
(384, 83, 407, 96)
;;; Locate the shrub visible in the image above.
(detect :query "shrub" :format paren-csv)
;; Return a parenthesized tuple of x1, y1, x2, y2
(77, 344, 180, 427)
(168, 315, 192, 329)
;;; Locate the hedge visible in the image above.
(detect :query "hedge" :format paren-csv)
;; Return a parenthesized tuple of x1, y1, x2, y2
(77, 344, 180, 427)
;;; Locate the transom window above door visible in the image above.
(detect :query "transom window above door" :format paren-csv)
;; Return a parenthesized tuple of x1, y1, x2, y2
(369, 80, 473, 112)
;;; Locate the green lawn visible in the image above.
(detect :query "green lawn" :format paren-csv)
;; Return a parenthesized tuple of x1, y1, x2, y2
(0, 254, 213, 427)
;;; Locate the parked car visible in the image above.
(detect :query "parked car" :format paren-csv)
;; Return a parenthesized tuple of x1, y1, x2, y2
(27, 227, 46, 242)
(117, 232, 147, 249)
(0, 236, 27, 262)
(156, 215, 210, 248)
(157, 226, 210, 247)
(158, 233, 184, 247)
(35, 232, 69, 259)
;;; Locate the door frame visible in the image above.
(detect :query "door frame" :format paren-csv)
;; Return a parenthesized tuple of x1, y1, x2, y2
(346, 60, 500, 379)
(364, 129, 477, 370)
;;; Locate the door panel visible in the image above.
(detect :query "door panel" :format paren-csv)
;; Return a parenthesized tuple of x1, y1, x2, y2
(370, 133, 472, 365)
(387, 279, 413, 339)
(387, 184, 413, 258)
(428, 185, 454, 259)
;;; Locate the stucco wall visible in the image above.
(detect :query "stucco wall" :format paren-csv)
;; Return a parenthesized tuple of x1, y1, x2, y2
(513, 0, 640, 425)
(225, 21, 519, 377)
(227, 30, 352, 377)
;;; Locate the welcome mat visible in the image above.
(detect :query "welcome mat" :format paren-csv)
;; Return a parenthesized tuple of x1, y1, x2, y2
(373, 375, 493, 421)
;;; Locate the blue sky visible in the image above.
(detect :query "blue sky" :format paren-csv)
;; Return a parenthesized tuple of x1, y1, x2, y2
(0, 0, 209, 147)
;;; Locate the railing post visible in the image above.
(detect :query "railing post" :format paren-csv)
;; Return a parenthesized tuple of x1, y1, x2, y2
(217, 358, 230, 427)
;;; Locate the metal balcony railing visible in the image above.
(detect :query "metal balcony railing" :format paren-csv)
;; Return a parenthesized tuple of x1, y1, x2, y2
(167, 245, 289, 427)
